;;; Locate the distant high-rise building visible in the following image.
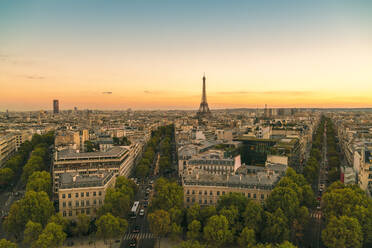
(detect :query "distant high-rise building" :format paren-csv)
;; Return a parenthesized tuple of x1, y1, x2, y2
(53, 99, 59, 114)
(197, 74, 211, 117)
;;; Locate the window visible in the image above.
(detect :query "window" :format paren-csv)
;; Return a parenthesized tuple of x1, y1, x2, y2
(192, 190, 195, 195)
(62, 194, 66, 199)
(81, 200, 85, 207)
(261, 194, 264, 199)
(204, 199, 207, 204)
(68, 201, 72, 207)
(187, 197, 190, 202)
(76, 201, 79, 207)
(204, 191, 207, 195)
(93, 199, 97, 205)
(81, 209, 85, 214)
(62, 202, 66, 207)
(199, 191, 202, 195)
(63, 211, 66, 217)
(199, 199, 202, 204)
(210, 199, 213, 204)
(210, 191, 213, 195)
(186, 190, 190, 195)
(69, 211, 72, 217)
(81, 192, 84, 197)
(248, 193, 251, 198)
(222, 191, 225, 195)
(86, 192, 89, 197)
(86, 200, 90, 206)
(192, 198, 195, 203)
(99, 191, 102, 196)
(86, 209, 90, 215)
(93, 191, 96, 196)
(68, 193, 71, 199)
(99, 199, 102, 205)
(75, 193, 78, 198)
(253, 194, 256, 199)
(217, 191, 220, 196)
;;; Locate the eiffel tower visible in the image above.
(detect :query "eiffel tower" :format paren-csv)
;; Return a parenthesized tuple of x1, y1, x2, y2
(197, 73, 211, 117)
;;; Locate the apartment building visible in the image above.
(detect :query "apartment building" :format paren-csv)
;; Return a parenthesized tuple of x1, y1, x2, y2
(53, 146, 132, 195)
(0, 134, 17, 167)
(179, 149, 241, 176)
(58, 171, 115, 219)
(183, 170, 279, 207)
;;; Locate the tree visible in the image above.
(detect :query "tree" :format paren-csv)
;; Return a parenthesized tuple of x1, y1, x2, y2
(4, 191, 54, 238)
(170, 223, 182, 241)
(135, 163, 149, 179)
(203, 215, 233, 248)
(152, 178, 183, 211)
(24, 220, 43, 247)
(237, 227, 256, 248)
(33, 222, 66, 248)
(261, 209, 289, 244)
(21, 155, 44, 183)
(220, 206, 240, 232)
(276, 241, 297, 248)
(217, 192, 248, 213)
(0, 168, 14, 189)
(265, 186, 299, 223)
(96, 213, 127, 243)
(187, 204, 201, 225)
(0, 239, 17, 248)
(322, 216, 363, 248)
(148, 210, 171, 248)
(75, 213, 90, 237)
(174, 240, 206, 248)
(243, 200, 263, 232)
(101, 188, 131, 218)
(187, 220, 201, 240)
(26, 171, 52, 196)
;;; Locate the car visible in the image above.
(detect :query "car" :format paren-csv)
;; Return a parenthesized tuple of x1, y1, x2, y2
(133, 225, 140, 233)
(317, 205, 321, 210)
(143, 201, 148, 208)
(139, 209, 145, 216)
(129, 238, 137, 247)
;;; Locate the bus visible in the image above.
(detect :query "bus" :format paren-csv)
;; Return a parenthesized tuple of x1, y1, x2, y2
(130, 201, 140, 218)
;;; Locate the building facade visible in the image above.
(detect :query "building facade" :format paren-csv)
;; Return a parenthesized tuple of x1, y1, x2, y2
(0, 134, 17, 167)
(53, 146, 133, 195)
(58, 171, 115, 219)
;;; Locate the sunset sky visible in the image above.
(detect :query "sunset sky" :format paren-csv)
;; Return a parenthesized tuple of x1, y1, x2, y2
(1, 0, 372, 111)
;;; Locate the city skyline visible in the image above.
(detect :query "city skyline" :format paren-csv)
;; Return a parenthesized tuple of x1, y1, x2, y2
(1, 0, 372, 111)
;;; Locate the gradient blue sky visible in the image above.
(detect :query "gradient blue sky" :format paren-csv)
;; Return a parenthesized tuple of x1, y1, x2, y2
(1, 0, 372, 110)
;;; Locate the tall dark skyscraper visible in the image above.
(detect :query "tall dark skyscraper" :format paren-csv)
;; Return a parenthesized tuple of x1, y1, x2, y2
(197, 74, 211, 117)
(53, 99, 59, 114)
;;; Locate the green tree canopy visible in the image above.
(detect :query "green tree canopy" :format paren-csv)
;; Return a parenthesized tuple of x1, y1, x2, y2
(4, 190, 54, 237)
(237, 227, 256, 248)
(187, 220, 201, 240)
(33, 222, 66, 248)
(96, 213, 127, 242)
(26, 171, 52, 196)
(203, 215, 233, 248)
(23, 220, 43, 247)
(0, 239, 17, 248)
(322, 215, 363, 248)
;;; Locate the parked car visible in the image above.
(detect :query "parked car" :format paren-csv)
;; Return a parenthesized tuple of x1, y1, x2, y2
(139, 209, 145, 216)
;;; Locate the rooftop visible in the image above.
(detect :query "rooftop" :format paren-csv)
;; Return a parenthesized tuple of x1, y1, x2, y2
(183, 170, 279, 190)
(56, 146, 128, 161)
(59, 171, 114, 189)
